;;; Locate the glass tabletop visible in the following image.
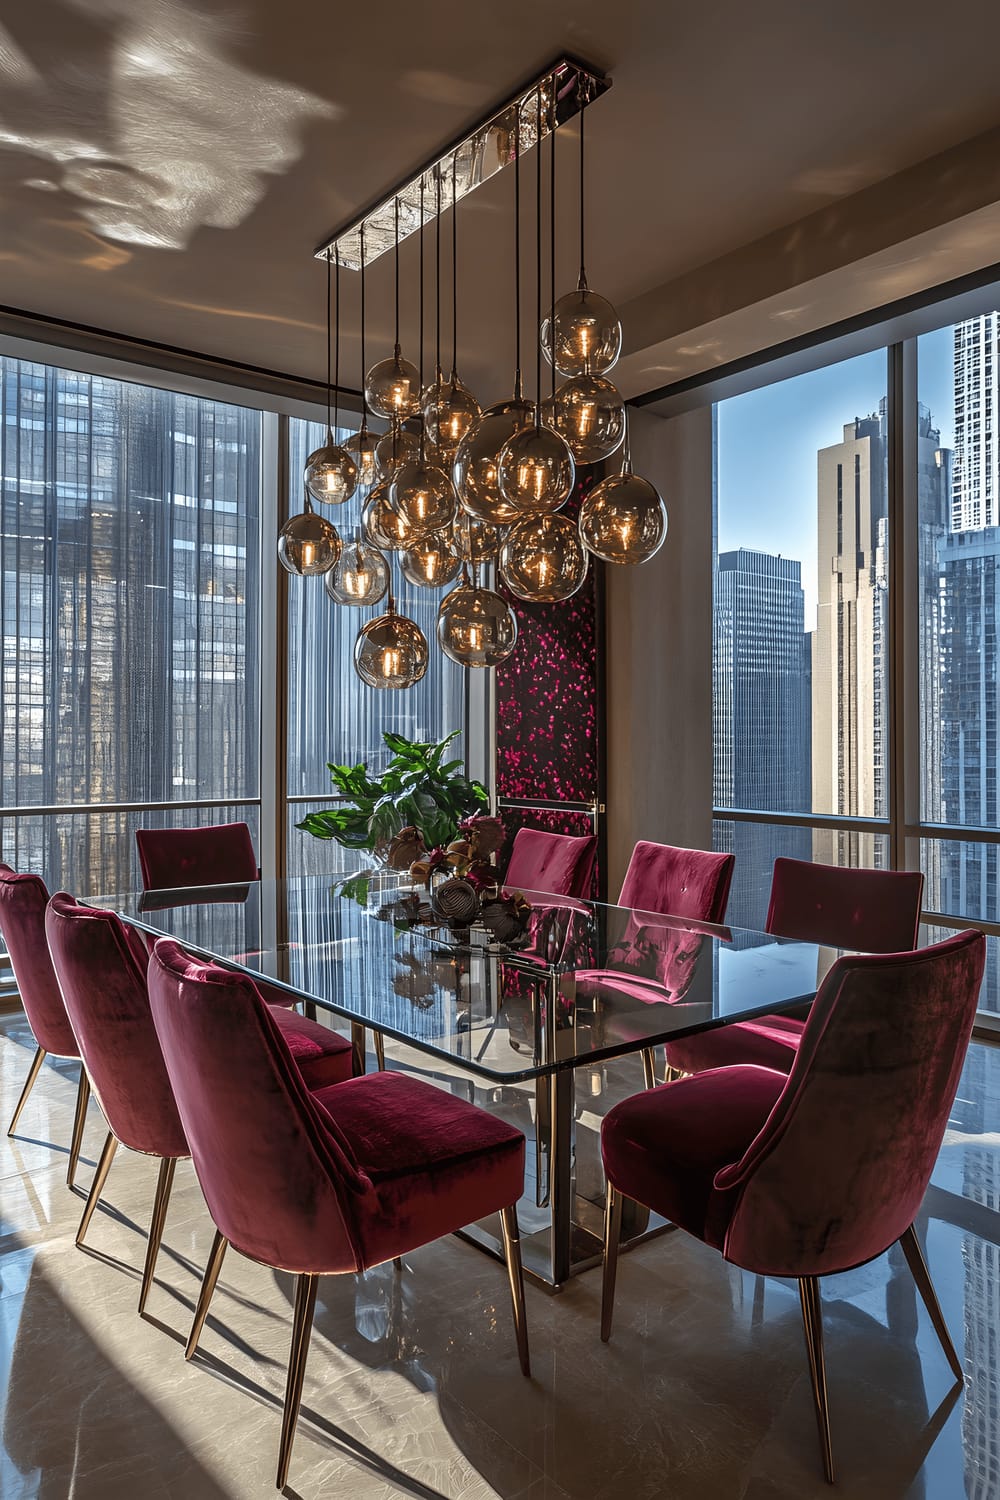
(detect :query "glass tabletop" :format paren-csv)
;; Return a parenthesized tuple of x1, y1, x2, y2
(85, 869, 842, 1083)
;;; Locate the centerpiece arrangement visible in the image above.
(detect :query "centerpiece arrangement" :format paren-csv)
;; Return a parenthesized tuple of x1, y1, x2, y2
(297, 730, 532, 941)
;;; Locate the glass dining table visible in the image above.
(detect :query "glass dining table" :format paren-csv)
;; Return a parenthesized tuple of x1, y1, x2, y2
(84, 868, 841, 1289)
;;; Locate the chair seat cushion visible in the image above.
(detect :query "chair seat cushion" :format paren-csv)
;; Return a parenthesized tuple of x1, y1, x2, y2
(601, 1065, 787, 1250)
(312, 1070, 525, 1268)
(269, 1008, 353, 1090)
(665, 1014, 806, 1077)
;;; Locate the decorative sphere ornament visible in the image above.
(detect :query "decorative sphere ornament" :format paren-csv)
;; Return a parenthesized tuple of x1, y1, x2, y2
(354, 607, 429, 689)
(304, 434, 358, 505)
(579, 466, 667, 564)
(422, 370, 480, 453)
(540, 284, 622, 376)
(453, 397, 533, 524)
(498, 420, 575, 513)
(324, 532, 389, 606)
(374, 424, 420, 479)
(390, 457, 457, 534)
(546, 374, 625, 462)
(344, 425, 379, 489)
(500, 514, 588, 602)
(361, 481, 418, 551)
(399, 531, 462, 589)
(453, 515, 505, 567)
(365, 346, 421, 421)
(437, 584, 518, 668)
(277, 501, 341, 576)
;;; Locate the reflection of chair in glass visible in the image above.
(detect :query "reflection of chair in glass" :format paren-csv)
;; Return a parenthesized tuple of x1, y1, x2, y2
(575, 840, 736, 1085)
(600, 928, 984, 1484)
(135, 821, 259, 890)
(665, 858, 925, 1078)
(148, 938, 530, 1490)
(1, 864, 91, 1187)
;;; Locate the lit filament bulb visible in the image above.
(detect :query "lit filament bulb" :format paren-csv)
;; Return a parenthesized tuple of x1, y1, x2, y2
(301, 542, 317, 569)
(538, 554, 550, 586)
(383, 647, 401, 678)
(576, 401, 595, 439)
(469, 624, 483, 651)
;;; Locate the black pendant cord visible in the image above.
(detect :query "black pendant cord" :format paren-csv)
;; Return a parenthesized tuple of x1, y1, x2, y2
(578, 78, 588, 291)
(333, 249, 341, 433)
(418, 174, 426, 458)
(394, 197, 401, 355)
(550, 79, 557, 403)
(325, 249, 333, 438)
(451, 154, 459, 380)
(513, 105, 522, 399)
(535, 86, 543, 426)
(435, 167, 442, 384)
(359, 223, 369, 433)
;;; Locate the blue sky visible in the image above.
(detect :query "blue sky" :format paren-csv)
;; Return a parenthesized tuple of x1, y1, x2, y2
(717, 327, 956, 630)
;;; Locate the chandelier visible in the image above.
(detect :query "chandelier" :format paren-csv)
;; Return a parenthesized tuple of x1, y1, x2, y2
(278, 58, 667, 689)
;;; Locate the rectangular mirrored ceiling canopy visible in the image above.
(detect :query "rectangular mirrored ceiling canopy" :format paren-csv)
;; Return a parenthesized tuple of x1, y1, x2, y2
(314, 56, 610, 271)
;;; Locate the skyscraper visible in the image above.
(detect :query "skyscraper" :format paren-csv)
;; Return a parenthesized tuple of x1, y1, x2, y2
(953, 313, 999, 531)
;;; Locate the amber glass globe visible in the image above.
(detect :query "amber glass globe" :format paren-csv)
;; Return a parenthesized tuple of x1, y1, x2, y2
(540, 286, 622, 376)
(579, 468, 667, 564)
(277, 503, 341, 576)
(437, 584, 518, 667)
(304, 434, 358, 505)
(500, 513, 588, 601)
(374, 424, 420, 479)
(453, 515, 505, 567)
(365, 347, 421, 421)
(390, 458, 457, 534)
(453, 398, 533, 524)
(344, 426, 379, 489)
(324, 533, 389, 606)
(547, 375, 625, 462)
(354, 608, 429, 689)
(361, 481, 417, 551)
(498, 421, 575, 513)
(399, 531, 462, 589)
(422, 371, 480, 453)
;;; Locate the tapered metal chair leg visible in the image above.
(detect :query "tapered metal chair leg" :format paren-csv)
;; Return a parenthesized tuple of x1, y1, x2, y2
(186, 1230, 229, 1360)
(499, 1204, 530, 1377)
(640, 1048, 658, 1090)
(76, 1132, 119, 1247)
(601, 1184, 623, 1343)
(373, 1030, 386, 1072)
(138, 1156, 177, 1315)
(66, 1070, 91, 1188)
(7, 1045, 46, 1136)
(276, 1273, 319, 1490)
(798, 1276, 835, 1484)
(899, 1224, 963, 1381)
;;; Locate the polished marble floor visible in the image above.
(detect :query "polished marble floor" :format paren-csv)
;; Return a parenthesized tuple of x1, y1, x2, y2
(2, 1007, 999, 1500)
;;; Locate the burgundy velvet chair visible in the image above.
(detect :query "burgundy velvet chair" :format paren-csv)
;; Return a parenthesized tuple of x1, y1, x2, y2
(135, 821, 258, 891)
(44, 894, 353, 1313)
(664, 858, 925, 1078)
(502, 826, 597, 900)
(575, 840, 736, 1086)
(147, 938, 529, 1490)
(600, 928, 985, 1483)
(1, 864, 91, 1187)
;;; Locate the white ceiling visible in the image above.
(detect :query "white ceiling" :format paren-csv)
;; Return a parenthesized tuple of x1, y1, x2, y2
(3, 0, 1000, 404)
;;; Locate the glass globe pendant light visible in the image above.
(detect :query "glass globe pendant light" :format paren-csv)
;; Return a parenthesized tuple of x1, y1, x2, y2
(500, 513, 588, 602)
(547, 373, 625, 462)
(365, 199, 421, 421)
(355, 589, 429, 689)
(579, 410, 668, 565)
(278, 496, 341, 576)
(362, 480, 419, 552)
(374, 423, 420, 480)
(422, 159, 480, 455)
(400, 531, 462, 589)
(453, 514, 505, 568)
(540, 79, 622, 378)
(437, 568, 518, 667)
(324, 528, 389, 606)
(304, 251, 358, 505)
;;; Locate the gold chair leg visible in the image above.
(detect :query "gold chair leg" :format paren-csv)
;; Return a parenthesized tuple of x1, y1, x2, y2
(899, 1224, 963, 1382)
(66, 1069, 91, 1188)
(601, 1183, 623, 1343)
(798, 1276, 835, 1484)
(640, 1048, 658, 1089)
(276, 1272, 319, 1490)
(7, 1045, 46, 1136)
(138, 1156, 177, 1315)
(499, 1204, 531, 1377)
(186, 1230, 229, 1360)
(373, 1030, 385, 1071)
(76, 1132, 119, 1247)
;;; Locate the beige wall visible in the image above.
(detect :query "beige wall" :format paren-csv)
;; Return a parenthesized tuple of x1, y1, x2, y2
(604, 404, 715, 894)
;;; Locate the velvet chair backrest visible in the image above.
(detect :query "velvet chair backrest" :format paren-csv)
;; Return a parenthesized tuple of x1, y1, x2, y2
(617, 841, 735, 923)
(765, 858, 924, 952)
(135, 821, 259, 891)
(0, 864, 78, 1057)
(44, 894, 187, 1158)
(716, 928, 985, 1278)
(504, 828, 597, 901)
(148, 939, 372, 1275)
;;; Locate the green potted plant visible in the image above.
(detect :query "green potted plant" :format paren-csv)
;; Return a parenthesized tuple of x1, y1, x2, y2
(296, 730, 490, 858)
